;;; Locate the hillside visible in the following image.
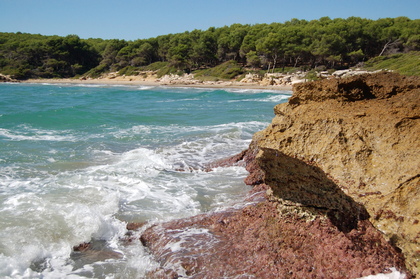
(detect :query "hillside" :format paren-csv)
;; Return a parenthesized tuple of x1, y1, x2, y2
(0, 16, 419, 80)
(362, 51, 420, 76)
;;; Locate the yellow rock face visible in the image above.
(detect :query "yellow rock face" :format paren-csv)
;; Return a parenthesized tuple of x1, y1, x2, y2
(251, 72, 420, 275)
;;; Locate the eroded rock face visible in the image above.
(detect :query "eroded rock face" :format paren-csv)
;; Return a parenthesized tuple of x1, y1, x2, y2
(256, 148, 370, 233)
(250, 71, 420, 276)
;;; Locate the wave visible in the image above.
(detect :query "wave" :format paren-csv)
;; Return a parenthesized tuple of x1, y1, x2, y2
(264, 94, 292, 102)
(226, 93, 291, 104)
(0, 127, 77, 142)
(136, 85, 156, 90)
(109, 120, 268, 149)
(223, 88, 292, 94)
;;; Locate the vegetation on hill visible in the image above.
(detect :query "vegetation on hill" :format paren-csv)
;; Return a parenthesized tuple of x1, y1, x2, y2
(194, 60, 244, 81)
(0, 33, 99, 79)
(362, 51, 420, 76)
(0, 17, 419, 79)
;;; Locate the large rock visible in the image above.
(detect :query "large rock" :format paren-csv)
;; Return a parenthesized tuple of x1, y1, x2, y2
(139, 71, 417, 278)
(249, 71, 420, 276)
(0, 73, 16, 82)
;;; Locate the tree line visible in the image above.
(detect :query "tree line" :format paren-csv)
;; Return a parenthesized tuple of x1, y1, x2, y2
(0, 16, 419, 79)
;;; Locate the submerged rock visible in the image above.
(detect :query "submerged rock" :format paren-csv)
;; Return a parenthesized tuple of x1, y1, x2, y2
(140, 72, 419, 278)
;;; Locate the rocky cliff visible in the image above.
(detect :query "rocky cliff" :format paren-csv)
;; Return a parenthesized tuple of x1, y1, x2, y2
(140, 72, 419, 278)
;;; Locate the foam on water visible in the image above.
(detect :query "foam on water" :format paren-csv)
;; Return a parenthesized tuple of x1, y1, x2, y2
(0, 126, 254, 277)
(223, 88, 291, 94)
(0, 127, 77, 142)
(0, 192, 125, 277)
(357, 268, 406, 279)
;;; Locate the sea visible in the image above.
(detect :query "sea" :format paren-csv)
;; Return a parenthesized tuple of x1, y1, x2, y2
(0, 82, 292, 278)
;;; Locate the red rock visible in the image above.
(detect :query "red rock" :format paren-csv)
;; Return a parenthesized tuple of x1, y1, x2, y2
(141, 189, 410, 278)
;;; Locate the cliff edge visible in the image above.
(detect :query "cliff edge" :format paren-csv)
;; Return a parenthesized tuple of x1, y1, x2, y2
(247, 71, 420, 276)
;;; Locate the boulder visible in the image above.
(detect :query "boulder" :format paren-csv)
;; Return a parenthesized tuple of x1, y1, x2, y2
(0, 73, 16, 82)
(240, 73, 261, 83)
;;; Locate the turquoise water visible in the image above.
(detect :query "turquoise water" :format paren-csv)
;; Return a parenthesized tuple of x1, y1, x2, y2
(0, 83, 291, 278)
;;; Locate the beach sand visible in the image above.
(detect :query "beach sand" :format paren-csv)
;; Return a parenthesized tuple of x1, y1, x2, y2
(22, 76, 293, 91)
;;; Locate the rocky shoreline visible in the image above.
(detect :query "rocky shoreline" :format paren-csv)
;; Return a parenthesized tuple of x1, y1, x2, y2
(17, 72, 292, 91)
(138, 72, 419, 278)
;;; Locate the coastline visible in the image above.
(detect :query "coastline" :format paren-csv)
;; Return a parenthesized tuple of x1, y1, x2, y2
(20, 77, 293, 91)
(6, 72, 417, 277)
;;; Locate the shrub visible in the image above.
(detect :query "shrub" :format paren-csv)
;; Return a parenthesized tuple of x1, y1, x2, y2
(83, 63, 109, 78)
(118, 66, 140, 76)
(363, 51, 420, 76)
(194, 60, 243, 80)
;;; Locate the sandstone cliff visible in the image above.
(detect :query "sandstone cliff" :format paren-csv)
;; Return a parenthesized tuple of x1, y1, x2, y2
(140, 71, 418, 278)
(247, 71, 420, 276)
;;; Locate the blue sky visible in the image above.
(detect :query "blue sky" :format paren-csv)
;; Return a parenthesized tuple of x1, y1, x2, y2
(1, 0, 419, 41)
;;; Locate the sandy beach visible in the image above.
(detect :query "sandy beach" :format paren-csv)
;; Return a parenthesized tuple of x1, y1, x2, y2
(21, 76, 293, 91)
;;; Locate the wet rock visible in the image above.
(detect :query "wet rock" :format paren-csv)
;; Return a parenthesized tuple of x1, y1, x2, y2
(71, 240, 123, 266)
(141, 189, 409, 278)
(73, 242, 92, 252)
(205, 149, 247, 171)
(126, 222, 146, 231)
(122, 222, 148, 243)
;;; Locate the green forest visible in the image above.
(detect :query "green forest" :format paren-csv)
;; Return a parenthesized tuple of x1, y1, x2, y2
(0, 16, 419, 80)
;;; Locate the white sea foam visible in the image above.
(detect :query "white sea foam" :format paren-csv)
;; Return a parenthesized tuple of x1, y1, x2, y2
(357, 268, 406, 279)
(74, 83, 105, 88)
(151, 122, 262, 165)
(265, 93, 292, 102)
(165, 227, 217, 253)
(110, 121, 267, 149)
(227, 93, 291, 104)
(224, 88, 292, 94)
(158, 227, 219, 277)
(136, 85, 156, 90)
(0, 176, 128, 278)
(0, 127, 77, 142)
